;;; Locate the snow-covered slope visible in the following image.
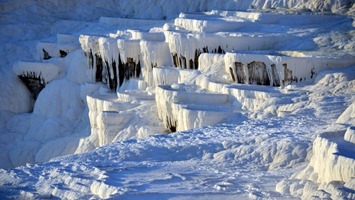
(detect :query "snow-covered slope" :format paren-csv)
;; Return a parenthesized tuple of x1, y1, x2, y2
(0, 0, 354, 199)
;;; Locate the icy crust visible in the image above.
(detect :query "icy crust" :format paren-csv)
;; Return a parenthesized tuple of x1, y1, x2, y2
(164, 30, 287, 69)
(198, 53, 225, 71)
(116, 79, 153, 102)
(225, 52, 355, 87)
(79, 35, 142, 92)
(156, 84, 231, 132)
(171, 103, 234, 132)
(78, 90, 165, 152)
(140, 41, 172, 86)
(79, 35, 101, 83)
(86, 94, 139, 147)
(227, 85, 282, 111)
(117, 39, 140, 63)
(152, 67, 180, 86)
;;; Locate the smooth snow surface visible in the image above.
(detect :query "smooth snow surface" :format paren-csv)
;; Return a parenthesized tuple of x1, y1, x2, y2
(0, 0, 355, 199)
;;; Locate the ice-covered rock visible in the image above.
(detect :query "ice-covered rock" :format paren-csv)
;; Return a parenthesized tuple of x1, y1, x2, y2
(226, 84, 281, 111)
(156, 84, 231, 132)
(13, 61, 60, 99)
(79, 35, 102, 83)
(79, 35, 143, 91)
(152, 66, 180, 86)
(140, 41, 172, 86)
(98, 37, 120, 91)
(85, 94, 139, 147)
(225, 52, 355, 86)
(171, 102, 234, 132)
(164, 30, 286, 69)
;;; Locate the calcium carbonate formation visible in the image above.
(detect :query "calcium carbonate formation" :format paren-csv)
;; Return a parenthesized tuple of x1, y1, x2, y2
(13, 10, 355, 133)
(9, 11, 355, 199)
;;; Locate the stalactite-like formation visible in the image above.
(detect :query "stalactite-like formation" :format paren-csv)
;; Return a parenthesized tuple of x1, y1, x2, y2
(166, 116, 177, 132)
(18, 71, 46, 100)
(247, 61, 270, 85)
(171, 46, 225, 69)
(271, 64, 280, 87)
(235, 62, 246, 84)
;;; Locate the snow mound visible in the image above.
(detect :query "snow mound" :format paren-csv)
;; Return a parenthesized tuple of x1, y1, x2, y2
(277, 103, 355, 199)
(277, 128, 355, 199)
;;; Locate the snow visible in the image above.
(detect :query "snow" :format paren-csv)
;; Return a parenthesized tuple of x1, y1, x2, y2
(0, 0, 355, 199)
